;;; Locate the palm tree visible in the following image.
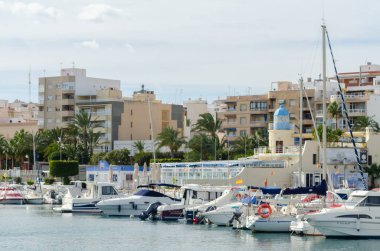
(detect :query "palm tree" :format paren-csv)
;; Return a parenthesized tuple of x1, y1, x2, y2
(312, 125, 343, 142)
(9, 129, 33, 168)
(232, 135, 256, 157)
(187, 134, 213, 161)
(72, 109, 97, 163)
(191, 113, 223, 159)
(0, 135, 10, 169)
(88, 129, 102, 157)
(353, 116, 380, 132)
(133, 140, 145, 154)
(327, 101, 342, 130)
(364, 163, 380, 189)
(156, 127, 185, 158)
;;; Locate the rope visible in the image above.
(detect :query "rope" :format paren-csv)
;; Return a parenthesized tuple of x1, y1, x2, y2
(325, 28, 367, 190)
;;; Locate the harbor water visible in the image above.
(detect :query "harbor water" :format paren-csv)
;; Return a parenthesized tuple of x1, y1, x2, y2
(0, 205, 377, 251)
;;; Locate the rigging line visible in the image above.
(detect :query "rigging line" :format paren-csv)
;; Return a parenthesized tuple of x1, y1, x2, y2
(325, 28, 367, 190)
(303, 88, 321, 149)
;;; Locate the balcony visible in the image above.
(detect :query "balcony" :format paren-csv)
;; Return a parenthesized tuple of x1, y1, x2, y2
(61, 110, 75, 117)
(61, 99, 75, 105)
(224, 121, 237, 126)
(330, 94, 368, 102)
(348, 109, 366, 116)
(250, 121, 267, 127)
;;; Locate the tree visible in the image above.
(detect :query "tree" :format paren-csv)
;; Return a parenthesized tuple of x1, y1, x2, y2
(104, 149, 130, 165)
(191, 113, 223, 159)
(133, 140, 145, 154)
(0, 135, 10, 169)
(72, 110, 98, 164)
(364, 164, 380, 189)
(327, 101, 342, 130)
(49, 160, 79, 185)
(186, 134, 214, 161)
(312, 125, 343, 142)
(231, 135, 256, 157)
(353, 116, 380, 132)
(9, 129, 33, 168)
(156, 127, 185, 158)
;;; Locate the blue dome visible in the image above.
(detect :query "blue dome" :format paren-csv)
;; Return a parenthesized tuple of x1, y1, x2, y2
(274, 104, 289, 116)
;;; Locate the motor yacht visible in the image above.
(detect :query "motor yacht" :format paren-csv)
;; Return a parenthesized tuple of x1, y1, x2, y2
(0, 186, 24, 205)
(54, 182, 120, 213)
(305, 190, 380, 238)
(157, 184, 227, 221)
(96, 183, 181, 216)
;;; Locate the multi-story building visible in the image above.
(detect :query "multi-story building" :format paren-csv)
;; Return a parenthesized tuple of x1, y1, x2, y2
(76, 88, 124, 152)
(183, 98, 209, 140)
(337, 62, 380, 88)
(0, 99, 38, 139)
(218, 94, 268, 140)
(38, 68, 120, 130)
(114, 86, 184, 155)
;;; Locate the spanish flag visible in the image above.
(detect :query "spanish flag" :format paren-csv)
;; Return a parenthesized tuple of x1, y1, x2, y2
(235, 178, 243, 185)
(264, 178, 268, 187)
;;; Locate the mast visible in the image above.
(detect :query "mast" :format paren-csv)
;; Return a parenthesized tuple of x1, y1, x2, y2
(298, 77, 303, 186)
(322, 24, 327, 181)
(148, 97, 156, 164)
(28, 66, 31, 103)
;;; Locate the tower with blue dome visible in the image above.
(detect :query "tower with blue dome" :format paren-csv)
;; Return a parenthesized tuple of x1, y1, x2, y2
(273, 104, 290, 130)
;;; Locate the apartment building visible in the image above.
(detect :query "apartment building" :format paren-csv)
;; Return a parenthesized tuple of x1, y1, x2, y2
(183, 98, 209, 140)
(76, 88, 124, 152)
(218, 93, 269, 140)
(38, 68, 120, 130)
(114, 86, 183, 154)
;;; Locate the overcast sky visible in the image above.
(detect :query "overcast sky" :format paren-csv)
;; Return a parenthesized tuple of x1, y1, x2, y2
(0, 0, 379, 104)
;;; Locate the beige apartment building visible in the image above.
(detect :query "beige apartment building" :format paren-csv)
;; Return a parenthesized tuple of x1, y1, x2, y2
(218, 81, 315, 142)
(0, 100, 38, 139)
(118, 86, 183, 141)
(38, 68, 120, 130)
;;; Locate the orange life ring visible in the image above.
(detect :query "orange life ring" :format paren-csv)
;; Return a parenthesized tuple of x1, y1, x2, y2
(258, 204, 272, 218)
(236, 193, 242, 200)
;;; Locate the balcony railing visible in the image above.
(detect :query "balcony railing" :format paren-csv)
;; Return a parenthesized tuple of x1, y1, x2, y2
(348, 109, 366, 116)
(330, 94, 368, 101)
(254, 146, 301, 155)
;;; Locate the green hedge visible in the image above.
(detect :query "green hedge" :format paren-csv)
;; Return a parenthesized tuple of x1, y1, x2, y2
(50, 160, 79, 178)
(154, 158, 182, 163)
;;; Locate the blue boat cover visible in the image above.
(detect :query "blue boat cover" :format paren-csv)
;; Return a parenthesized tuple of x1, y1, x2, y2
(282, 180, 327, 196)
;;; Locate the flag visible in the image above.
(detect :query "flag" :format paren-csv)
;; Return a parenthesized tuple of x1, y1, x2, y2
(264, 178, 268, 187)
(235, 178, 243, 185)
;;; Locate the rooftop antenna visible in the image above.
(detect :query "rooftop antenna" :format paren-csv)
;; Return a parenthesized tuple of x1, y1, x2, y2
(28, 65, 31, 103)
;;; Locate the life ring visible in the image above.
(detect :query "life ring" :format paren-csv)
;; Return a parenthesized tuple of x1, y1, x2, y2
(258, 204, 272, 218)
(235, 193, 242, 200)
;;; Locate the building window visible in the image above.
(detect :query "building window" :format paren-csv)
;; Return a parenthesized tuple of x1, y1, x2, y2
(130, 134, 132, 140)
(289, 99, 296, 107)
(47, 96, 53, 101)
(130, 122, 133, 128)
(240, 117, 247, 125)
(131, 109, 133, 116)
(240, 130, 247, 136)
(240, 104, 247, 111)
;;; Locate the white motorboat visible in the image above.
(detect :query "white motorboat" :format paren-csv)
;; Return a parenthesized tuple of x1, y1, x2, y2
(0, 187, 24, 205)
(305, 190, 380, 238)
(97, 184, 181, 217)
(54, 182, 121, 213)
(157, 184, 227, 221)
(201, 202, 242, 226)
(185, 186, 250, 223)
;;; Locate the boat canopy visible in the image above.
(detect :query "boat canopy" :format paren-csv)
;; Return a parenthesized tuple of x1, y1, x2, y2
(137, 183, 181, 189)
(281, 179, 327, 196)
(134, 189, 181, 201)
(248, 186, 282, 195)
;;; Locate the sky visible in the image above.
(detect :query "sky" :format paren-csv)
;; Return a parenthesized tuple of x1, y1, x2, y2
(0, 0, 379, 104)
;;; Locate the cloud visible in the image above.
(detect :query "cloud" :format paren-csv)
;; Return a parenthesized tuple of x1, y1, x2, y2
(78, 4, 123, 22)
(0, 1, 62, 19)
(81, 40, 100, 49)
(124, 43, 135, 53)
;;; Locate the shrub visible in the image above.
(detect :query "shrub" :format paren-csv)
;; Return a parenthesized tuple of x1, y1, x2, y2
(50, 160, 79, 178)
(44, 177, 55, 185)
(27, 180, 35, 186)
(63, 176, 71, 185)
(13, 177, 22, 184)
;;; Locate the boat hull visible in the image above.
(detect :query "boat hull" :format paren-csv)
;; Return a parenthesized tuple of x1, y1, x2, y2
(0, 199, 23, 205)
(248, 215, 295, 233)
(203, 211, 234, 226)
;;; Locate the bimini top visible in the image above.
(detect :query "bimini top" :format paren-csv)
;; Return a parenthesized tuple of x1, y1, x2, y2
(133, 189, 181, 201)
(274, 104, 289, 116)
(137, 183, 181, 189)
(281, 179, 327, 196)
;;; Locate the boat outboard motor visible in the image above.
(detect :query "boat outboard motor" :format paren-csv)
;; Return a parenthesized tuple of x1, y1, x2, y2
(229, 211, 242, 226)
(139, 202, 162, 221)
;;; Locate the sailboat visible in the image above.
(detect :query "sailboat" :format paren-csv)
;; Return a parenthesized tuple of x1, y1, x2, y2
(303, 25, 380, 238)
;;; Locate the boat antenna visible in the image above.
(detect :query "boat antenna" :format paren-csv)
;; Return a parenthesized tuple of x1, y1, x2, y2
(325, 27, 367, 190)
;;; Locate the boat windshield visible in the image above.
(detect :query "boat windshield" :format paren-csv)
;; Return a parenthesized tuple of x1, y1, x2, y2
(345, 195, 365, 206)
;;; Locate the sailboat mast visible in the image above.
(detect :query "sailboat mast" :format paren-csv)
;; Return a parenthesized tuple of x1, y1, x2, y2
(322, 24, 327, 181)
(299, 77, 303, 186)
(148, 97, 156, 164)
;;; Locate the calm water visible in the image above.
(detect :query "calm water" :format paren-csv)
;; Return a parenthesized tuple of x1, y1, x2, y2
(0, 205, 378, 251)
